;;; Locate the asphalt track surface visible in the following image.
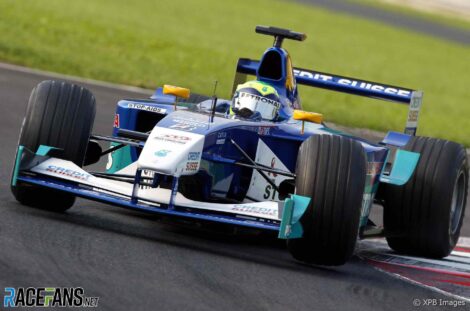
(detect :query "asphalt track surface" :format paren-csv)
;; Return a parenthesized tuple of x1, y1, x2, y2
(1, 65, 469, 311)
(295, 0, 470, 45)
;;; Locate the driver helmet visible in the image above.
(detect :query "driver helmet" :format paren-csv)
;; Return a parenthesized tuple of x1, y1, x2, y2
(231, 81, 281, 121)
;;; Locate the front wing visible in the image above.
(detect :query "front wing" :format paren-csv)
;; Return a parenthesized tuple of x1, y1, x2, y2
(12, 146, 309, 237)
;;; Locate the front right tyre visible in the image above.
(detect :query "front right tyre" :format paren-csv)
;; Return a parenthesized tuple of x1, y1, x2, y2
(383, 136, 468, 258)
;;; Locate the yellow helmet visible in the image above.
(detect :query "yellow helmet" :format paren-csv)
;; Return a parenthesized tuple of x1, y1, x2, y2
(231, 81, 281, 120)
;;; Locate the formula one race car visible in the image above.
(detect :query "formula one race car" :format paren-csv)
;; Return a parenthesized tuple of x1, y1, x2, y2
(11, 26, 468, 265)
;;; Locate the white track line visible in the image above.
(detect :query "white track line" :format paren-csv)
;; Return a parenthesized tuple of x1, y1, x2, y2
(0, 62, 153, 95)
(458, 237, 470, 247)
(369, 265, 470, 303)
(359, 238, 470, 301)
(363, 251, 470, 272)
(361, 238, 470, 263)
(366, 237, 470, 249)
(452, 251, 470, 258)
(447, 255, 470, 265)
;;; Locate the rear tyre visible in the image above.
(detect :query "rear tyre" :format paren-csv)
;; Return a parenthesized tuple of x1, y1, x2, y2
(383, 136, 468, 258)
(287, 135, 366, 265)
(11, 80, 96, 212)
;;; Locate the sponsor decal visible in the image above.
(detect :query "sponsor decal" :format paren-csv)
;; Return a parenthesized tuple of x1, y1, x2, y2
(154, 134, 192, 145)
(257, 127, 271, 136)
(231, 205, 276, 217)
(410, 96, 421, 109)
(170, 123, 196, 131)
(293, 69, 411, 98)
(216, 132, 226, 145)
(263, 184, 277, 200)
(154, 149, 171, 157)
(185, 161, 199, 171)
(140, 170, 155, 189)
(405, 91, 422, 135)
(173, 117, 207, 127)
(127, 103, 166, 114)
(187, 152, 201, 161)
(3, 287, 99, 308)
(170, 117, 207, 132)
(294, 70, 333, 81)
(46, 165, 90, 181)
(407, 110, 419, 122)
(243, 126, 271, 136)
(113, 114, 120, 128)
(238, 92, 281, 108)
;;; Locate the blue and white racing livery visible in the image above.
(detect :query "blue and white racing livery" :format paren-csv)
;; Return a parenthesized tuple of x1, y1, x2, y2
(11, 26, 468, 265)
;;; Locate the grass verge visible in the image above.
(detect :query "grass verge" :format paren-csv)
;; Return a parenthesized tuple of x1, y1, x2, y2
(348, 0, 470, 31)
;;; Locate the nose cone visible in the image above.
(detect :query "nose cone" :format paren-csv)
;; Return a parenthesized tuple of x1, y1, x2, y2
(137, 126, 204, 176)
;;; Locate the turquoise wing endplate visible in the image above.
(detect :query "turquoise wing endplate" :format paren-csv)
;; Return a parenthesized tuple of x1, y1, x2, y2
(12, 144, 60, 186)
(278, 194, 310, 239)
(380, 149, 420, 186)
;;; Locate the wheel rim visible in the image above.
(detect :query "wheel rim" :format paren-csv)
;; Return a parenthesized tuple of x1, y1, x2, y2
(450, 170, 466, 235)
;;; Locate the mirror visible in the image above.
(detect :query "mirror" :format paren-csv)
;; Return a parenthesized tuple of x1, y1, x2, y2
(293, 110, 323, 124)
(163, 85, 190, 99)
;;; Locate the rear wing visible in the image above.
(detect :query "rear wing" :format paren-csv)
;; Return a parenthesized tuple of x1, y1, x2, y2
(234, 58, 423, 136)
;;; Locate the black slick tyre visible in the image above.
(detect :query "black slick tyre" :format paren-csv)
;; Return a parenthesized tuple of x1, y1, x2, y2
(383, 136, 468, 258)
(11, 80, 96, 212)
(287, 135, 366, 265)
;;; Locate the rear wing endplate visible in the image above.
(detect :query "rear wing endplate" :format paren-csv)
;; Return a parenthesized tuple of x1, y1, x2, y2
(234, 58, 423, 136)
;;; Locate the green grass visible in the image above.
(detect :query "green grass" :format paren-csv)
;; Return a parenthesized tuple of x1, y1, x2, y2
(1, 0, 469, 145)
(349, 0, 470, 31)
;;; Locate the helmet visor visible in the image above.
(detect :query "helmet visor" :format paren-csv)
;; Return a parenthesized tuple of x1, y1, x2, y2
(233, 92, 280, 120)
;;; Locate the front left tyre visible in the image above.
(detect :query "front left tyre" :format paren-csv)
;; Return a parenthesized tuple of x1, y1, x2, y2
(11, 80, 96, 212)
